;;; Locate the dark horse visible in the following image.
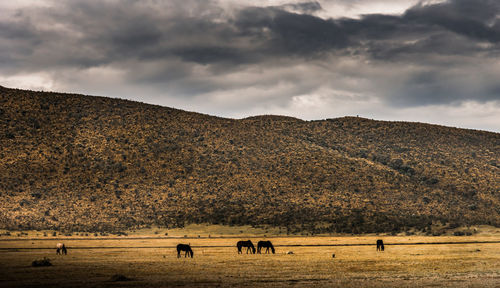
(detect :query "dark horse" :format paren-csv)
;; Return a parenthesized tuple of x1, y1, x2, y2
(257, 240, 275, 254)
(237, 240, 256, 254)
(177, 244, 194, 258)
(56, 243, 67, 255)
(376, 239, 384, 251)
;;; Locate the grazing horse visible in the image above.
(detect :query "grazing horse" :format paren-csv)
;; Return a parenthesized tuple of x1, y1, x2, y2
(376, 239, 384, 251)
(257, 240, 275, 254)
(237, 240, 256, 254)
(177, 244, 194, 258)
(56, 243, 67, 255)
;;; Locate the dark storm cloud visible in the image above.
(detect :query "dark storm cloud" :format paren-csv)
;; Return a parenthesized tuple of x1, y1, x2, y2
(234, 7, 350, 55)
(403, 1, 500, 43)
(236, 0, 500, 60)
(1, 0, 500, 107)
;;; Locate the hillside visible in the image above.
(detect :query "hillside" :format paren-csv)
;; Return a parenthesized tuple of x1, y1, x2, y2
(0, 86, 498, 233)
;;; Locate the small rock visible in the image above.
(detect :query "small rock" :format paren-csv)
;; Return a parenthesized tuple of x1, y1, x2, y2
(110, 274, 131, 282)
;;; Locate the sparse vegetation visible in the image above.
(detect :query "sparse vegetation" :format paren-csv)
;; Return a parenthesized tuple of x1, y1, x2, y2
(0, 86, 498, 233)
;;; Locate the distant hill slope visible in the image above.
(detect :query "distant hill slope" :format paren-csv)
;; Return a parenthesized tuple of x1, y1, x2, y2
(0, 86, 498, 233)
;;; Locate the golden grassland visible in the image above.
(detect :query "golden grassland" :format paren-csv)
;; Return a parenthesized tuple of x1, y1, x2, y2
(0, 226, 499, 287)
(1, 223, 498, 240)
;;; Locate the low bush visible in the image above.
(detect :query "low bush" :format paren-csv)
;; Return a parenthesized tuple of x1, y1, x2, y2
(32, 258, 52, 267)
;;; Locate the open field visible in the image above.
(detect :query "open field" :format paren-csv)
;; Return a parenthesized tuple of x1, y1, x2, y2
(1, 231, 499, 287)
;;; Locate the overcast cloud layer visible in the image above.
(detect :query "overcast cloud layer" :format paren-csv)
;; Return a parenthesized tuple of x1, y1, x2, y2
(1, 0, 499, 131)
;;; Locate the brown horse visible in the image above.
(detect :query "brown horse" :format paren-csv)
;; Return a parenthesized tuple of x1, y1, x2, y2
(177, 244, 194, 258)
(56, 243, 67, 255)
(237, 240, 256, 254)
(257, 240, 275, 254)
(376, 239, 384, 251)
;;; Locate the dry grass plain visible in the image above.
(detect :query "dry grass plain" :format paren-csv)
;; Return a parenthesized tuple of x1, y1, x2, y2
(0, 227, 499, 287)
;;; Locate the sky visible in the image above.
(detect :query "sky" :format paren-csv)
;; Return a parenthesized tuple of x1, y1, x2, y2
(0, 0, 499, 132)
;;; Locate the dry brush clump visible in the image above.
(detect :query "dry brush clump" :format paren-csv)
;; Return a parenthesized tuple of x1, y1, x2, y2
(31, 257, 52, 267)
(0, 85, 498, 233)
(109, 274, 132, 282)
